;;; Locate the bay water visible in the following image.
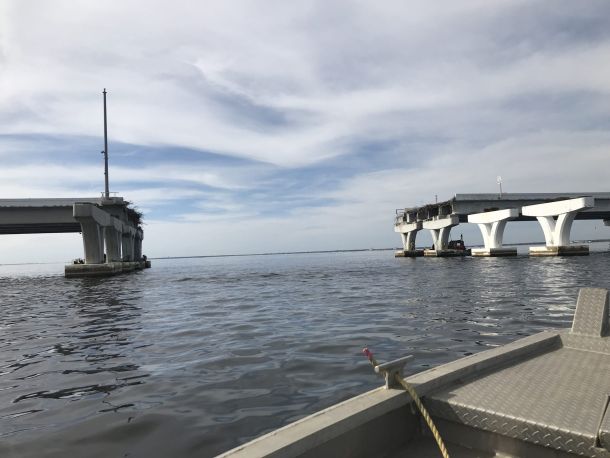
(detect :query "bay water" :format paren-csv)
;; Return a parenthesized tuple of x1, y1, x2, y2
(2, 245, 610, 457)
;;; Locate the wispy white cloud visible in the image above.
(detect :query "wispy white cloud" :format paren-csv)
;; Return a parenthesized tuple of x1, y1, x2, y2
(3, 1, 609, 166)
(1, 0, 610, 261)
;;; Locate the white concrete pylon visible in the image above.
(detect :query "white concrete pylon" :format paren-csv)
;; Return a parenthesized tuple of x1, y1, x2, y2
(74, 203, 107, 264)
(423, 215, 459, 250)
(394, 221, 422, 251)
(468, 208, 519, 250)
(104, 220, 123, 262)
(122, 233, 135, 261)
(400, 232, 416, 251)
(522, 197, 594, 247)
(73, 203, 143, 264)
(134, 229, 144, 260)
(79, 220, 105, 264)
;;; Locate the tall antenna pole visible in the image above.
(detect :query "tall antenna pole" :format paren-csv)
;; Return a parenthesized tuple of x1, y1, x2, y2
(103, 88, 109, 198)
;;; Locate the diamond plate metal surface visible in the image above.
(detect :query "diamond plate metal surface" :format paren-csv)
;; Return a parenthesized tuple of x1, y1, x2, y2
(571, 288, 609, 337)
(562, 333, 610, 354)
(427, 346, 610, 457)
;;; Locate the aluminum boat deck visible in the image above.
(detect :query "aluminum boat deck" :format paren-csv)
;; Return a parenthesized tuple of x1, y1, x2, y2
(219, 288, 610, 457)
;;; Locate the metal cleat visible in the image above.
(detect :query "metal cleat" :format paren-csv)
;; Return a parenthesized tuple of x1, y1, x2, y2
(374, 355, 413, 389)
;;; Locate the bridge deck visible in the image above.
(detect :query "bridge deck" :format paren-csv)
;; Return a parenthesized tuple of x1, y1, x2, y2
(397, 192, 610, 224)
(0, 197, 124, 234)
(0, 198, 104, 207)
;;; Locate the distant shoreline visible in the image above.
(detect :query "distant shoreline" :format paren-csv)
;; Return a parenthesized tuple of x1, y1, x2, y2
(1, 239, 608, 266)
(150, 238, 610, 260)
(150, 248, 395, 260)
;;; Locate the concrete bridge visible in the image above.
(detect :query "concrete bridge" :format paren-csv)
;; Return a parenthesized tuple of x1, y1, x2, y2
(0, 197, 148, 276)
(395, 193, 610, 257)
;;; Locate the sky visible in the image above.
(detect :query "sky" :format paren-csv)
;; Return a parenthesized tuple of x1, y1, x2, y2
(1, 0, 610, 263)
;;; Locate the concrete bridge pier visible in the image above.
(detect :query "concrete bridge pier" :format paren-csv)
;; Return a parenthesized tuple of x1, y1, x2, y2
(523, 197, 594, 256)
(468, 208, 519, 257)
(134, 229, 143, 260)
(104, 221, 123, 262)
(74, 203, 106, 264)
(122, 231, 135, 261)
(423, 215, 464, 257)
(65, 202, 149, 277)
(0, 197, 149, 277)
(394, 220, 423, 257)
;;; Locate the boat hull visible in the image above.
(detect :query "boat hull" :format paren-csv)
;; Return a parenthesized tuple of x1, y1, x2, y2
(218, 288, 610, 458)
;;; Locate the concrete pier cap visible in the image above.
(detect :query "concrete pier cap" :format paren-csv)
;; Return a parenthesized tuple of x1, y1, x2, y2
(422, 214, 459, 231)
(522, 196, 594, 218)
(394, 221, 422, 234)
(522, 196, 594, 256)
(468, 208, 519, 257)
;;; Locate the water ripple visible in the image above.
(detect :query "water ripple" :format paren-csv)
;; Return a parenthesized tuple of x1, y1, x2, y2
(1, 249, 609, 457)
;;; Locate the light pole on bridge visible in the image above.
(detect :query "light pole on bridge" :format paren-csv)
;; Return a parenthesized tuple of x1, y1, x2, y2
(102, 88, 110, 199)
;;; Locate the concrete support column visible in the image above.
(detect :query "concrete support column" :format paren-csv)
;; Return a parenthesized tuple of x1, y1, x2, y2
(394, 221, 422, 256)
(122, 232, 135, 261)
(134, 238, 142, 260)
(468, 208, 518, 256)
(104, 226, 122, 262)
(74, 203, 108, 264)
(134, 229, 143, 260)
(422, 215, 463, 257)
(79, 220, 105, 264)
(400, 232, 418, 251)
(535, 213, 577, 247)
(523, 196, 594, 256)
(429, 227, 452, 250)
(477, 221, 508, 248)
